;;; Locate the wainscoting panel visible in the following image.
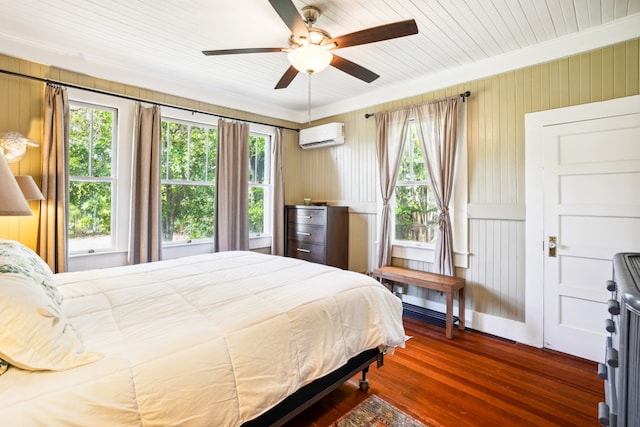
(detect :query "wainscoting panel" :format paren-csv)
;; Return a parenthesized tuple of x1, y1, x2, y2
(347, 209, 376, 274)
(464, 218, 526, 322)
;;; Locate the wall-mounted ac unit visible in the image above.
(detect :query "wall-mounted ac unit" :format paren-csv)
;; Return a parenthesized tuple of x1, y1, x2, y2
(299, 122, 345, 150)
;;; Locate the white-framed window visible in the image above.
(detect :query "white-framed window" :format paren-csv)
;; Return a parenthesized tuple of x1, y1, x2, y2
(392, 123, 438, 247)
(160, 118, 217, 244)
(68, 102, 116, 253)
(159, 113, 275, 246)
(67, 88, 135, 259)
(66, 92, 276, 270)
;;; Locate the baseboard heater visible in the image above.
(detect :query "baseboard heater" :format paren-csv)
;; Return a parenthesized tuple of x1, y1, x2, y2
(402, 302, 460, 329)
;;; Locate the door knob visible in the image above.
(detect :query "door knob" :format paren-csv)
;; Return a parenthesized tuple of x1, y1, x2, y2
(548, 236, 557, 257)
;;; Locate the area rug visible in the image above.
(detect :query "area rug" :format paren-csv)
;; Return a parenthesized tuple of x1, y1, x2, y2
(334, 394, 440, 427)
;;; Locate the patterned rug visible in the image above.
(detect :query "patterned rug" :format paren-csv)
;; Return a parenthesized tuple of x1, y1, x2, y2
(334, 394, 440, 427)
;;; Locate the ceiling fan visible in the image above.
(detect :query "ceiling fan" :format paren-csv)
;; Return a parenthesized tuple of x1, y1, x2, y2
(202, 0, 419, 89)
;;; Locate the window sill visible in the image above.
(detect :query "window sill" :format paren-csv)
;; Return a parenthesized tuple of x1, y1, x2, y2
(249, 235, 272, 250)
(68, 236, 274, 272)
(68, 250, 128, 272)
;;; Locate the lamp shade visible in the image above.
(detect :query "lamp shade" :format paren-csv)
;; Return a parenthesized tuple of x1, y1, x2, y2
(15, 176, 45, 200)
(0, 154, 31, 216)
(288, 44, 333, 74)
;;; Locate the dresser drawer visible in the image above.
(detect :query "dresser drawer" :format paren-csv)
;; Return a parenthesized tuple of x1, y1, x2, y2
(287, 223, 325, 245)
(286, 241, 326, 264)
(288, 208, 326, 226)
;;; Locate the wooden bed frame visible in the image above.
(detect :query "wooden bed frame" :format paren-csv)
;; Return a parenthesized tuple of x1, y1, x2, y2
(242, 348, 384, 426)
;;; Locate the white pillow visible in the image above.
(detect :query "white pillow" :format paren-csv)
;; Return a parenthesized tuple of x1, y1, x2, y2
(0, 273, 102, 371)
(0, 238, 62, 306)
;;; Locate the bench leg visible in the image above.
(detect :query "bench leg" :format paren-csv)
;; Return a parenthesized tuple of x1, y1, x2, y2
(445, 291, 454, 339)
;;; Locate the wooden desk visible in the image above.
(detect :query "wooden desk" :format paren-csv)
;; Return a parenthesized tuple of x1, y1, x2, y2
(372, 265, 465, 339)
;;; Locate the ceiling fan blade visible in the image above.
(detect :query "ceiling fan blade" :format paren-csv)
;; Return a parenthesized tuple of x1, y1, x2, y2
(202, 48, 285, 56)
(268, 0, 308, 38)
(330, 55, 379, 83)
(328, 19, 418, 49)
(274, 65, 299, 89)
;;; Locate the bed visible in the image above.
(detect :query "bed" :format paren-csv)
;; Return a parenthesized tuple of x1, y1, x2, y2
(0, 239, 405, 426)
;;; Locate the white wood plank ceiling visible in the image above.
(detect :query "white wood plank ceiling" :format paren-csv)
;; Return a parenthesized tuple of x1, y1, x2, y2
(0, 0, 638, 123)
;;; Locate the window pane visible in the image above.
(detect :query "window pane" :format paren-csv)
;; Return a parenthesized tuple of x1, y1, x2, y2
(398, 141, 412, 182)
(412, 138, 427, 181)
(69, 106, 114, 178)
(161, 122, 168, 178)
(394, 184, 438, 243)
(91, 109, 113, 177)
(207, 128, 217, 180)
(166, 122, 188, 180)
(398, 143, 427, 184)
(69, 107, 91, 176)
(249, 135, 266, 184)
(162, 184, 215, 242)
(249, 187, 264, 234)
(68, 181, 112, 251)
(189, 126, 207, 181)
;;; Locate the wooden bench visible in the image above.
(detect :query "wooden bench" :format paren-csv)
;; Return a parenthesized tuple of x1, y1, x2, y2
(371, 265, 465, 339)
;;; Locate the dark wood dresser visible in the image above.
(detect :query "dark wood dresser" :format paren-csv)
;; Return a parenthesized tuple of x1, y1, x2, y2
(285, 205, 349, 269)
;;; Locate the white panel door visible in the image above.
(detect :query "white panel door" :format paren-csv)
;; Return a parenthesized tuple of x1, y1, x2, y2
(542, 112, 640, 361)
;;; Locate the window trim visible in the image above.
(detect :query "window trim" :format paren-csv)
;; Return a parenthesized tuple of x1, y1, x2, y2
(249, 130, 273, 238)
(67, 89, 135, 260)
(160, 116, 217, 245)
(68, 101, 118, 254)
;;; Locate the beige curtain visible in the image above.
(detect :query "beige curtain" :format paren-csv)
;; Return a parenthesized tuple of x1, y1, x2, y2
(128, 103, 162, 264)
(375, 109, 411, 267)
(215, 119, 249, 252)
(271, 128, 285, 256)
(413, 96, 462, 275)
(38, 84, 69, 273)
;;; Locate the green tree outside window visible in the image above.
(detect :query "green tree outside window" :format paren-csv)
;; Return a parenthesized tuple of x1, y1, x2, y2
(161, 120, 216, 242)
(395, 124, 438, 244)
(68, 103, 115, 252)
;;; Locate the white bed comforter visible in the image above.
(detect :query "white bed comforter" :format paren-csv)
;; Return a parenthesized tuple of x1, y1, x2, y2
(0, 251, 405, 426)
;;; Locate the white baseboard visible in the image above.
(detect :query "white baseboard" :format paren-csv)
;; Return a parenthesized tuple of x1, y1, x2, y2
(402, 294, 543, 348)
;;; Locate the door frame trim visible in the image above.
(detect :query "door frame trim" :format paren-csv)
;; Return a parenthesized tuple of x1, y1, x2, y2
(524, 94, 640, 349)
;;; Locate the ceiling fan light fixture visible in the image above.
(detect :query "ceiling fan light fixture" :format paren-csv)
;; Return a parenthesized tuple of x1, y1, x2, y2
(308, 27, 331, 45)
(288, 44, 333, 74)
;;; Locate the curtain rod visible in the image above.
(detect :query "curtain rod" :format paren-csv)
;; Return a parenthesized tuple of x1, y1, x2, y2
(364, 91, 471, 119)
(0, 68, 300, 132)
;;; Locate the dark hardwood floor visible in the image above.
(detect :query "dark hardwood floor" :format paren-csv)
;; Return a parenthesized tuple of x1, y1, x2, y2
(284, 316, 604, 427)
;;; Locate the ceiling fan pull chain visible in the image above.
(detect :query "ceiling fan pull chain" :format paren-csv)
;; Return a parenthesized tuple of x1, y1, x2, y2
(308, 72, 312, 124)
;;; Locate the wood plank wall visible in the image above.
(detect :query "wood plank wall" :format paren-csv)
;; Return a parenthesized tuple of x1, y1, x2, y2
(0, 57, 44, 248)
(1, 39, 638, 324)
(290, 39, 640, 322)
(0, 54, 300, 251)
